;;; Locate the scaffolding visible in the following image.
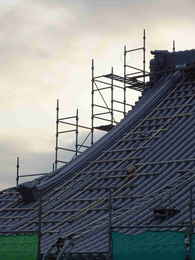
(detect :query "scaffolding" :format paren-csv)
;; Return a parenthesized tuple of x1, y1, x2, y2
(91, 63, 121, 138)
(91, 29, 148, 145)
(16, 157, 52, 186)
(55, 99, 91, 170)
(54, 30, 149, 165)
(55, 31, 182, 177)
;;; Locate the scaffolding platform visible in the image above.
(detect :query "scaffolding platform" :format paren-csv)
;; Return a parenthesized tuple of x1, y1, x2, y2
(104, 73, 149, 92)
(94, 124, 115, 132)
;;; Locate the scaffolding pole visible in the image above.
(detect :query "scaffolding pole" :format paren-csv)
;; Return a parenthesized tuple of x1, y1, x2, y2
(37, 190, 42, 260)
(111, 67, 114, 125)
(189, 186, 193, 258)
(143, 29, 146, 88)
(16, 157, 19, 186)
(124, 45, 127, 117)
(55, 99, 59, 171)
(91, 59, 95, 146)
(108, 189, 112, 260)
(173, 40, 176, 52)
(75, 109, 79, 156)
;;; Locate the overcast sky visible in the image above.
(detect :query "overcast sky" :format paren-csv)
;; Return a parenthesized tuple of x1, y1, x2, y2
(1, 0, 195, 190)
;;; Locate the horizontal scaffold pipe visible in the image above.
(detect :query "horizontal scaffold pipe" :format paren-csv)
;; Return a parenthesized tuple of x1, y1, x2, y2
(58, 121, 91, 130)
(94, 79, 124, 89)
(58, 116, 77, 120)
(19, 173, 48, 177)
(58, 147, 81, 153)
(126, 47, 144, 53)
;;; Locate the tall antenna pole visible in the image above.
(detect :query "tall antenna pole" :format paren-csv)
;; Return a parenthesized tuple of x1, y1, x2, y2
(16, 157, 19, 186)
(173, 40, 176, 52)
(124, 45, 127, 117)
(55, 99, 59, 171)
(91, 59, 94, 146)
(143, 29, 146, 88)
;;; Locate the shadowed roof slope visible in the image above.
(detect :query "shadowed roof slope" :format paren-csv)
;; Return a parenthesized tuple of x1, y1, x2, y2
(1, 50, 195, 259)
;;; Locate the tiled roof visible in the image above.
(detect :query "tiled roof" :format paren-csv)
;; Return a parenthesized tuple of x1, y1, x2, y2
(0, 54, 195, 258)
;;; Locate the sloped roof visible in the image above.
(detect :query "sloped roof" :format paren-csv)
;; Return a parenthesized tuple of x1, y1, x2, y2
(0, 51, 195, 258)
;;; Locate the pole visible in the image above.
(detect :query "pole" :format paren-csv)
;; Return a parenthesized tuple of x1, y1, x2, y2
(173, 40, 176, 52)
(184, 186, 193, 260)
(76, 109, 79, 156)
(111, 67, 114, 125)
(108, 189, 112, 260)
(189, 186, 193, 258)
(124, 45, 127, 117)
(91, 59, 94, 146)
(37, 191, 42, 260)
(143, 29, 146, 88)
(55, 99, 59, 171)
(16, 157, 19, 186)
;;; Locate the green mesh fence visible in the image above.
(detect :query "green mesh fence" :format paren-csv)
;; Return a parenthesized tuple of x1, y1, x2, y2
(0, 233, 38, 260)
(112, 231, 195, 260)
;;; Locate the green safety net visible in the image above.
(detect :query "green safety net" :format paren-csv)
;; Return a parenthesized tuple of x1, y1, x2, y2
(112, 231, 195, 260)
(0, 233, 38, 260)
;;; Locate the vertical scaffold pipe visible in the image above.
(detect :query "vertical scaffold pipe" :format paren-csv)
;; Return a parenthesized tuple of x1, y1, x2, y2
(124, 45, 127, 117)
(108, 189, 112, 260)
(173, 40, 176, 52)
(111, 67, 114, 125)
(189, 186, 193, 258)
(91, 59, 94, 146)
(16, 157, 19, 186)
(37, 191, 42, 260)
(76, 108, 79, 156)
(143, 29, 146, 88)
(55, 99, 59, 171)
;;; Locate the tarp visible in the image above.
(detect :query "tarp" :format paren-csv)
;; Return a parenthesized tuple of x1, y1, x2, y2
(0, 233, 38, 260)
(112, 231, 195, 260)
